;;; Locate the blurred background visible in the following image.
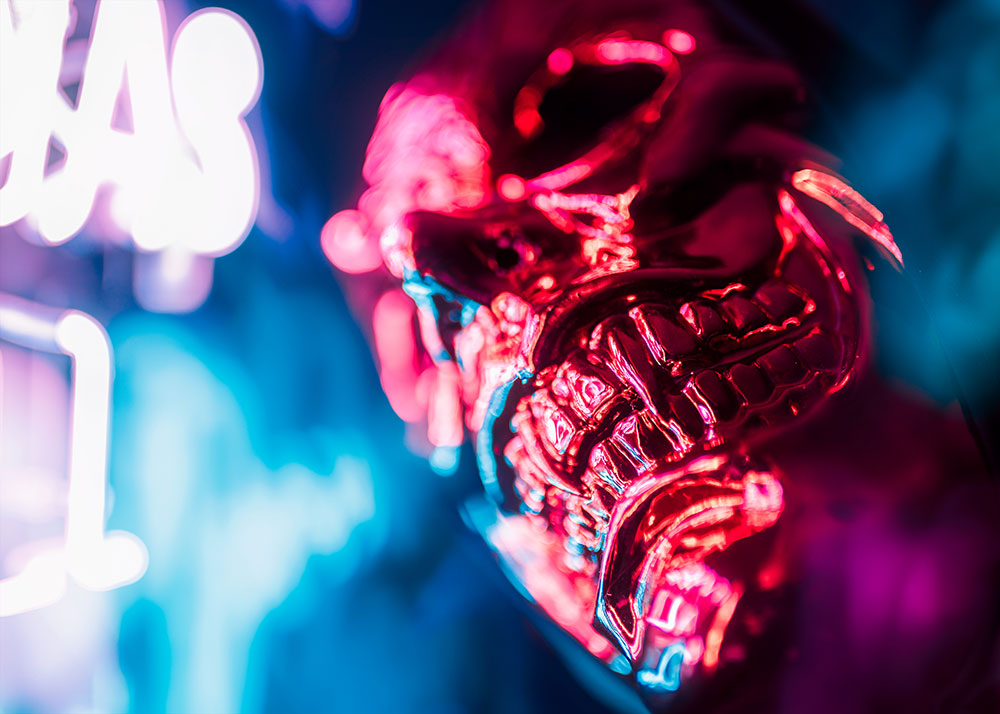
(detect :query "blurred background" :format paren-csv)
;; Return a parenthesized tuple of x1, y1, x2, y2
(0, 1, 997, 712)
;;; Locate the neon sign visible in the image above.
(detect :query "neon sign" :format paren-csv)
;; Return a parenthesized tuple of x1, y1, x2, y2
(0, 0, 263, 311)
(0, 294, 148, 617)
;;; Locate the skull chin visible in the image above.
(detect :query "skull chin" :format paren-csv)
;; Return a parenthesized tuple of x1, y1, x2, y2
(594, 454, 784, 665)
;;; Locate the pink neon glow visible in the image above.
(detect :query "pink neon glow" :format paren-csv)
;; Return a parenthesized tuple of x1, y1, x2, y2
(379, 222, 415, 280)
(526, 162, 596, 193)
(497, 173, 527, 201)
(663, 29, 696, 55)
(778, 189, 854, 295)
(323, 88, 490, 277)
(372, 290, 424, 423)
(790, 168, 903, 269)
(427, 362, 464, 449)
(321, 209, 383, 274)
(513, 86, 545, 140)
(596, 39, 670, 66)
(637, 560, 740, 677)
(703, 587, 741, 669)
(344, 88, 492, 274)
(546, 48, 574, 76)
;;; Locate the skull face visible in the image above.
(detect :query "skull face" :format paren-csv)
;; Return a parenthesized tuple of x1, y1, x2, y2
(327, 0, 900, 701)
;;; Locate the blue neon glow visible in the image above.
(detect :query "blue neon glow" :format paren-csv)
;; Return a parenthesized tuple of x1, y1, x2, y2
(429, 445, 460, 475)
(402, 269, 483, 363)
(594, 590, 632, 659)
(475, 377, 521, 503)
(637, 641, 686, 692)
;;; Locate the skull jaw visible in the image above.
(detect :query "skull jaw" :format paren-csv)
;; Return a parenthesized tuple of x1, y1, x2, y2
(594, 454, 783, 666)
(472, 452, 784, 698)
(463, 189, 860, 696)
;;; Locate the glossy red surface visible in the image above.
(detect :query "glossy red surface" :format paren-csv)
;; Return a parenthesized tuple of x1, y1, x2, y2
(322, 1, 992, 706)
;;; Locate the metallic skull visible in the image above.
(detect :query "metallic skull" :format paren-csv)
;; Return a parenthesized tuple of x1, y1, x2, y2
(323, 0, 902, 703)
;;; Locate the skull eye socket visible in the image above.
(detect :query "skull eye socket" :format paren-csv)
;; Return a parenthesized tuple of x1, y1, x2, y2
(484, 229, 537, 276)
(493, 245, 522, 272)
(528, 64, 664, 164)
(509, 37, 677, 180)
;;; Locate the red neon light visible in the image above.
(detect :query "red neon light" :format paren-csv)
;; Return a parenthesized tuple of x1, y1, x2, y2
(321, 209, 383, 274)
(596, 38, 670, 66)
(791, 168, 903, 269)
(546, 48, 574, 76)
(372, 290, 424, 423)
(663, 29, 696, 55)
(497, 173, 527, 201)
(703, 587, 741, 669)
